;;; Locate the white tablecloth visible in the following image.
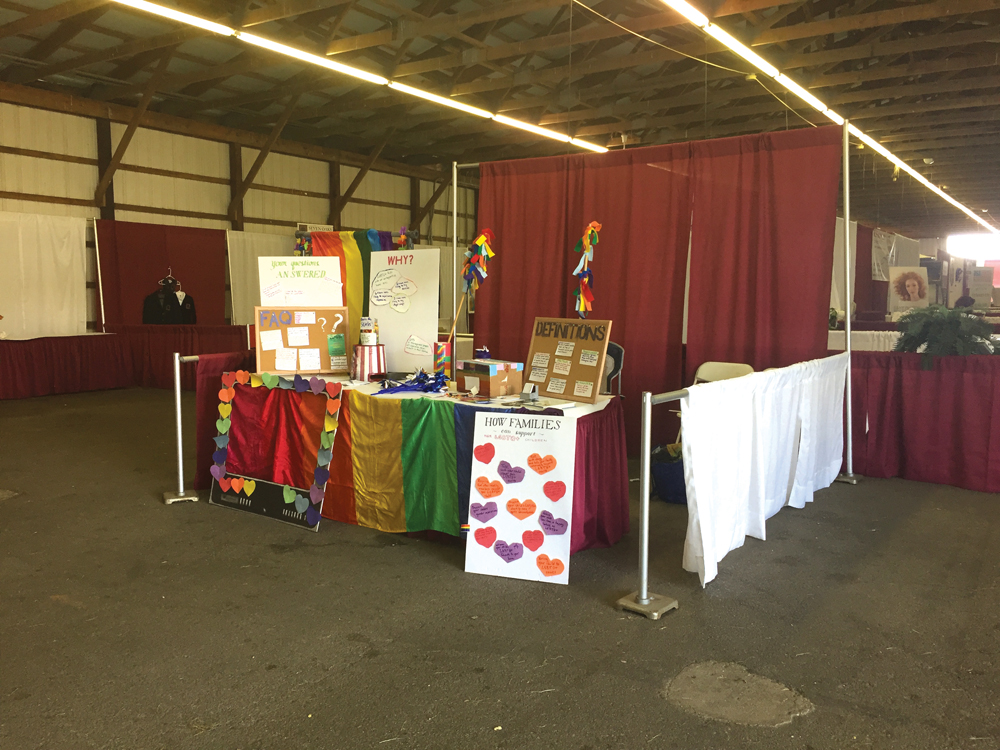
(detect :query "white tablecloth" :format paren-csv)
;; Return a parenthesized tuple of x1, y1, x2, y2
(827, 330, 900, 351)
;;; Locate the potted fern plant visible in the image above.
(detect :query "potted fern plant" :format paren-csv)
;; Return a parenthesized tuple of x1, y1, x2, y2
(893, 305, 996, 368)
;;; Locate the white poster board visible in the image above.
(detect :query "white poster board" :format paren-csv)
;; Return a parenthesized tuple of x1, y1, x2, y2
(464, 412, 577, 585)
(257, 256, 343, 307)
(888, 266, 930, 312)
(968, 267, 995, 310)
(369, 247, 439, 373)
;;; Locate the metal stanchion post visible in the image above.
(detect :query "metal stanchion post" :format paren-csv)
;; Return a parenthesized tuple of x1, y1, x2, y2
(617, 390, 679, 620)
(163, 352, 199, 504)
(837, 119, 859, 485)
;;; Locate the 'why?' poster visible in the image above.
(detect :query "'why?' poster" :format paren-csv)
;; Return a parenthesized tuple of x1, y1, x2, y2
(464, 412, 576, 585)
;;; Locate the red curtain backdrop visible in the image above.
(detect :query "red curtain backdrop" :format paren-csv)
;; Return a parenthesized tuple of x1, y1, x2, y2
(685, 126, 842, 379)
(0, 334, 133, 399)
(477, 127, 842, 448)
(853, 225, 875, 313)
(96, 220, 227, 326)
(850, 352, 1000, 492)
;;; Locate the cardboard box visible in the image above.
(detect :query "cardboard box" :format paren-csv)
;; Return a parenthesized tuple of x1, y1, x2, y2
(456, 359, 524, 397)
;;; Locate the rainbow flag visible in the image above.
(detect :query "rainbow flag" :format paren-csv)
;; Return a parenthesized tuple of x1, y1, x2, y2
(310, 230, 381, 348)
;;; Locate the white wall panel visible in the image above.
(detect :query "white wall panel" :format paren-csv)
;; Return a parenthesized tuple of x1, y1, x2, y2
(0, 102, 95, 158)
(243, 149, 327, 192)
(243, 190, 327, 228)
(114, 170, 229, 217)
(112, 125, 228, 178)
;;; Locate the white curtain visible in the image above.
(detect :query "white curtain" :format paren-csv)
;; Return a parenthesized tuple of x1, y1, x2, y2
(829, 218, 857, 312)
(872, 229, 892, 281)
(0, 212, 88, 340)
(681, 353, 848, 586)
(226, 230, 295, 325)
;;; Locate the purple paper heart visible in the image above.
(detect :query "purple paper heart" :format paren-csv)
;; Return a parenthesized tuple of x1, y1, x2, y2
(309, 484, 324, 505)
(493, 540, 524, 563)
(470, 501, 498, 523)
(309, 376, 325, 395)
(539, 510, 568, 536)
(314, 467, 330, 485)
(306, 504, 321, 527)
(293, 374, 309, 393)
(497, 460, 525, 484)
(210, 464, 226, 481)
(212, 448, 228, 464)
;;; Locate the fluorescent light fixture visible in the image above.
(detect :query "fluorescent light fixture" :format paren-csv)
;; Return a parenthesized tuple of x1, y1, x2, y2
(387, 81, 492, 118)
(823, 109, 845, 126)
(110, 0, 234, 35)
(571, 138, 609, 153)
(774, 74, 830, 114)
(947, 233, 1000, 261)
(236, 31, 388, 85)
(661, 0, 709, 28)
(704, 25, 778, 78)
(493, 114, 571, 143)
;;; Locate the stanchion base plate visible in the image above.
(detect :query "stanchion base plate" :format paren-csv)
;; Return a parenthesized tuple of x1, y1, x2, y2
(834, 473, 860, 485)
(616, 592, 679, 621)
(163, 490, 199, 505)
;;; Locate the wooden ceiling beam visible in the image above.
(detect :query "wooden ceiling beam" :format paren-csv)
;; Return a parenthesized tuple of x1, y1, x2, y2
(0, 0, 109, 41)
(15, 4, 110, 62)
(240, 0, 355, 27)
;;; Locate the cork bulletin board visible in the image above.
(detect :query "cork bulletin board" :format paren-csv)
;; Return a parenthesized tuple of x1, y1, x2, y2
(524, 317, 613, 404)
(254, 306, 350, 375)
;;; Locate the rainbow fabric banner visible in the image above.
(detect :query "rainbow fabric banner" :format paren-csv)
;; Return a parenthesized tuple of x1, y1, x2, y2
(310, 230, 381, 348)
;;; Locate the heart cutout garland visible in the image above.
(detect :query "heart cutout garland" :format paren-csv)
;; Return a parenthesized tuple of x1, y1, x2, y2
(277, 377, 293, 390)
(221, 372, 237, 388)
(213, 435, 229, 449)
(294, 494, 309, 513)
(282, 485, 295, 504)
(293, 374, 309, 393)
(308, 376, 325, 395)
(250, 374, 264, 388)
(325, 382, 342, 399)
(210, 464, 226, 481)
(218, 403, 232, 418)
(306, 504, 321, 526)
(497, 460, 525, 484)
(326, 398, 342, 416)
(474, 527, 497, 547)
(493, 540, 523, 563)
(314, 467, 330, 485)
(522, 530, 544, 551)
(320, 431, 335, 449)
(235, 370, 250, 385)
(474, 477, 503, 499)
(543, 481, 566, 502)
(218, 477, 232, 491)
(218, 387, 235, 403)
(536, 554, 565, 577)
(309, 484, 324, 505)
(212, 448, 228, 464)
(473, 443, 495, 464)
(243, 480, 256, 496)
(216, 418, 231, 434)
(324, 414, 338, 433)
(316, 448, 332, 467)
(230, 477, 245, 493)
(527, 453, 557, 474)
(538, 510, 568, 536)
(262, 373, 279, 389)
(469, 502, 498, 524)
(505, 498, 536, 520)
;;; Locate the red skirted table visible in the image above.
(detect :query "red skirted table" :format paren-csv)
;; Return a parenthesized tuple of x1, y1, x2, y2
(849, 352, 1000, 492)
(195, 381, 630, 554)
(0, 334, 133, 400)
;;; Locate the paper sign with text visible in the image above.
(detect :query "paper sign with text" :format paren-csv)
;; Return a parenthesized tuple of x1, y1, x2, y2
(464, 412, 576, 585)
(368, 247, 439, 372)
(524, 318, 612, 404)
(258, 256, 343, 307)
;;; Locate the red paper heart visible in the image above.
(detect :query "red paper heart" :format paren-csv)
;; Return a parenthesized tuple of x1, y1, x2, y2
(536, 554, 565, 577)
(326, 398, 341, 415)
(543, 481, 566, 502)
(506, 498, 536, 520)
(230, 477, 245, 493)
(474, 527, 497, 548)
(218, 387, 235, 403)
(522, 530, 544, 551)
(235, 370, 250, 385)
(326, 382, 342, 398)
(473, 443, 495, 464)
(218, 477, 232, 492)
(475, 477, 503, 499)
(221, 372, 237, 387)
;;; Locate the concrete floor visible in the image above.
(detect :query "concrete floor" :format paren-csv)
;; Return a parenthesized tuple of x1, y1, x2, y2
(1, 388, 998, 750)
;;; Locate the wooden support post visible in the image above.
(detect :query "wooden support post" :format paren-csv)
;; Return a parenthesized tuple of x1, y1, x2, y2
(334, 131, 393, 220)
(95, 118, 115, 220)
(328, 160, 341, 229)
(227, 93, 301, 221)
(93, 49, 174, 207)
(228, 142, 244, 231)
(411, 178, 450, 228)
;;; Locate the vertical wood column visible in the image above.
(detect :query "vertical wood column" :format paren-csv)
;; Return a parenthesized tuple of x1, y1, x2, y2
(328, 160, 341, 229)
(95, 118, 115, 220)
(228, 142, 244, 231)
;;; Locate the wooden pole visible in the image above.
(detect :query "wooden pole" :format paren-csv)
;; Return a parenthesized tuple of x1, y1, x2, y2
(447, 292, 467, 345)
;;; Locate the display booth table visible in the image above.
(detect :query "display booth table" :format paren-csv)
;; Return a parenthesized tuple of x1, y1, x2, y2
(195, 373, 630, 554)
(0, 333, 133, 400)
(849, 352, 1000, 493)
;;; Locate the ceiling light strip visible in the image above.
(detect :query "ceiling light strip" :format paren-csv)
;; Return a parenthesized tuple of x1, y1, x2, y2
(659, 0, 997, 233)
(109, 0, 608, 153)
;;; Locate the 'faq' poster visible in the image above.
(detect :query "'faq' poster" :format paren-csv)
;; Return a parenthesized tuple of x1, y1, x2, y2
(464, 412, 577, 585)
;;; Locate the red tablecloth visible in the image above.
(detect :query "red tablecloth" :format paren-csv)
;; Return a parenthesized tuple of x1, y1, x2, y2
(0, 334, 133, 400)
(850, 352, 1000, 492)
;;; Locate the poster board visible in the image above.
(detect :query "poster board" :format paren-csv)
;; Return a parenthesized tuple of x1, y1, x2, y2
(257, 256, 343, 307)
(369, 247, 440, 373)
(524, 318, 612, 405)
(255, 306, 349, 375)
(464, 412, 576, 585)
(968, 267, 995, 310)
(887, 267, 930, 313)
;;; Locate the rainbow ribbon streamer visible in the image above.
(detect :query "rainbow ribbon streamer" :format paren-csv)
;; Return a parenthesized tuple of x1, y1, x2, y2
(461, 229, 496, 292)
(572, 221, 601, 318)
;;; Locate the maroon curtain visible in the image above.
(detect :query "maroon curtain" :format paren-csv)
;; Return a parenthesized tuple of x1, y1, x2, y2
(97, 220, 227, 326)
(477, 144, 692, 447)
(194, 351, 253, 490)
(225, 384, 327, 489)
(851, 352, 1000, 492)
(854, 225, 874, 313)
(685, 126, 842, 379)
(0, 334, 133, 400)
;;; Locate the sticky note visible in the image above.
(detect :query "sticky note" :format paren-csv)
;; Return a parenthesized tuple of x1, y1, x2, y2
(573, 380, 593, 398)
(579, 350, 599, 367)
(274, 348, 298, 371)
(553, 358, 572, 375)
(259, 329, 283, 351)
(299, 348, 321, 371)
(555, 341, 575, 357)
(531, 352, 550, 369)
(287, 326, 310, 347)
(529, 366, 548, 383)
(294, 311, 316, 324)
(547, 377, 567, 394)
